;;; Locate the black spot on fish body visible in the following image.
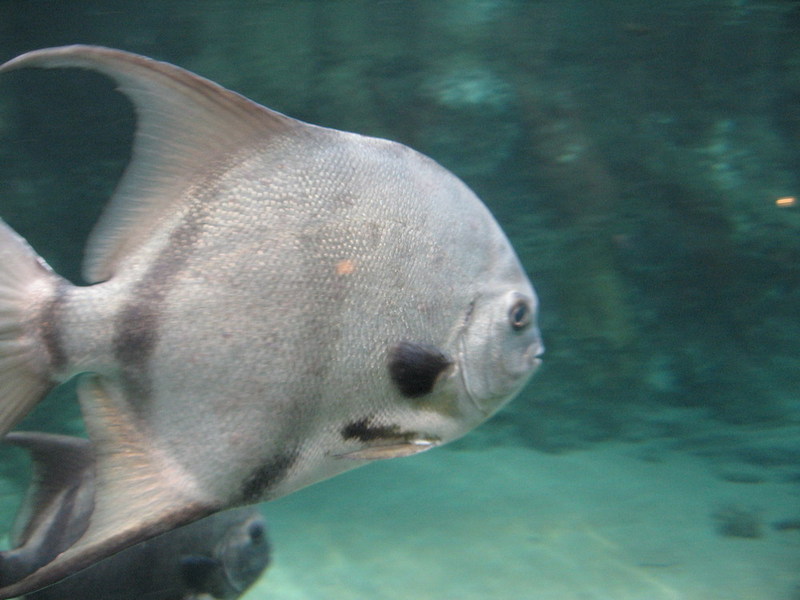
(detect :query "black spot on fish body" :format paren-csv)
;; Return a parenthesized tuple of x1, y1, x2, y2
(388, 341, 452, 398)
(112, 211, 205, 402)
(340, 417, 432, 448)
(114, 302, 158, 367)
(239, 451, 298, 503)
(342, 417, 403, 442)
(112, 296, 161, 403)
(39, 281, 69, 372)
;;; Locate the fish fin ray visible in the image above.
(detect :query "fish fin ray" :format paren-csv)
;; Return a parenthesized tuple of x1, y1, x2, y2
(0, 220, 59, 436)
(0, 376, 217, 598)
(0, 45, 302, 283)
(5, 432, 94, 548)
(336, 440, 437, 460)
(0, 432, 95, 584)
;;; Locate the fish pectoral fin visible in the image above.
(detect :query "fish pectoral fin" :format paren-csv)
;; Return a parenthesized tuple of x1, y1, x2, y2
(0, 376, 217, 599)
(335, 439, 438, 460)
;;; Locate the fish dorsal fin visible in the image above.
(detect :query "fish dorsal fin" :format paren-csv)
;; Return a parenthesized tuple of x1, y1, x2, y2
(0, 45, 300, 283)
(0, 432, 95, 584)
(0, 376, 217, 598)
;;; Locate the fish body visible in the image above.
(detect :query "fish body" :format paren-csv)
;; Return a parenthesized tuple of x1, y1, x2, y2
(0, 46, 542, 597)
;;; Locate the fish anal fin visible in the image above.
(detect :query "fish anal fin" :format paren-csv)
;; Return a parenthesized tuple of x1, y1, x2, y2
(0, 376, 218, 598)
(76, 374, 218, 543)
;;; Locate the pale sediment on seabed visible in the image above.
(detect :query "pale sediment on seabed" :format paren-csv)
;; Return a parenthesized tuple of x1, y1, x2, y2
(253, 443, 798, 600)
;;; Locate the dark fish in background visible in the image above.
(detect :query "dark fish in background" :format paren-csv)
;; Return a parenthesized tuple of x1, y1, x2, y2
(25, 508, 270, 600)
(0, 432, 95, 586)
(0, 432, 270, 600)
(0, 45, 542, 597)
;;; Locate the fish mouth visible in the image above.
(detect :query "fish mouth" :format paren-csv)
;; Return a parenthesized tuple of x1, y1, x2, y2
(518, 339, 544, 384)
(522, 328, 545, 373)
(529, 338, 545, 369)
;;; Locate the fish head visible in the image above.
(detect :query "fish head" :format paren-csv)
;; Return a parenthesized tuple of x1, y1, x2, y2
(180, 510, 270, 599)
(213, 511, 270, 595)
(333, 152, 543, 463)
(349, 253, 541, 463)
(455, 266, 542, 419)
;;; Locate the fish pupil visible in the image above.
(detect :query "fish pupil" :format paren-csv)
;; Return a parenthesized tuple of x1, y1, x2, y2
(509, 299, 531, 331)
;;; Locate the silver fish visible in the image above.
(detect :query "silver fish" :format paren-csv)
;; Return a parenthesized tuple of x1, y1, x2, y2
(0, 432, 270, 600)
(0, 45, 542, 597)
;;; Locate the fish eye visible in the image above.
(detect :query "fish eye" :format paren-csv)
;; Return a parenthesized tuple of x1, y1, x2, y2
(248, 521, 265, 542)
(508, 298, 532, 331)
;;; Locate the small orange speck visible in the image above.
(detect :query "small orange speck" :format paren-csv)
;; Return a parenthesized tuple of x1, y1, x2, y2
(335, 259, 356, 275)
(776, 197, 796, 207)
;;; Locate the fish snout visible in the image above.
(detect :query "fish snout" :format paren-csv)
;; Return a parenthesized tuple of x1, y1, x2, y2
(528, 328, 545, 370)
(505, 326, 543, 384)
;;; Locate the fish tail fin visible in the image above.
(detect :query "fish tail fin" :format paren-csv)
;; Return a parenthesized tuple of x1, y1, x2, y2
(0, 219, 63, 435)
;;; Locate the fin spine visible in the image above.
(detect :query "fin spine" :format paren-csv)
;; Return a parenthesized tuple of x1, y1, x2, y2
(0, 220, 63, 435)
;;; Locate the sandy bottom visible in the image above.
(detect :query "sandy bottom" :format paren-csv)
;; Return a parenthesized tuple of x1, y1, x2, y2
(249, 443, 799, 600)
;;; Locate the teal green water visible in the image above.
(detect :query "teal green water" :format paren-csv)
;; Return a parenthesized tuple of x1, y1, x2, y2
(0, 2, 798, 598)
